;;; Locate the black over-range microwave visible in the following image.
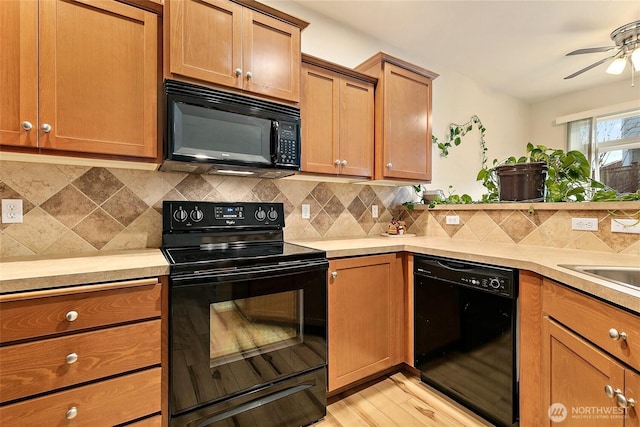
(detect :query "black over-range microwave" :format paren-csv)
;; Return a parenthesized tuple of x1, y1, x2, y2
(160, 79, 301, 178)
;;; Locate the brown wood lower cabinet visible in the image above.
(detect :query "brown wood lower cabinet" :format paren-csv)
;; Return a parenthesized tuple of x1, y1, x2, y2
(328, 253, 405, 392)
(0, 368, 161, 426)
(0, 278, 163, 426)
(540, 279, 640, 427)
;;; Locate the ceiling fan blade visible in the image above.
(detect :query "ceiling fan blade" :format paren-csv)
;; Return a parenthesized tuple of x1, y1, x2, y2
(566, 46, 615, 55)
(563, 55, 617, 79)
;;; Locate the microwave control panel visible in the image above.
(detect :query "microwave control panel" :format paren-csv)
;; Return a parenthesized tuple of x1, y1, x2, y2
(274, 121, 300, 167)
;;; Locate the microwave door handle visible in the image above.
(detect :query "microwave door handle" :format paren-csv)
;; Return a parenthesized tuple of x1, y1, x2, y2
(272, 121, 280, 163)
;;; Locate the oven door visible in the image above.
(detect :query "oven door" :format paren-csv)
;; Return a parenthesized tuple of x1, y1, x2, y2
(169, 259, 328, 421)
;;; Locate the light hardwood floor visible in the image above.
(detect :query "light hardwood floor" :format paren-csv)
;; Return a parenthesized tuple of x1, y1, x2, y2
(316, 371, 494, 427)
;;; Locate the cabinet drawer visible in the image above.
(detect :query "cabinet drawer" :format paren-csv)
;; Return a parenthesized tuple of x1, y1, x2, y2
(542, 279, 640, 371)
(127, 415, 162, 426)
(0, 319, 161, 402)
(0, 281, 160, 343)
(0, 367, 161, 426)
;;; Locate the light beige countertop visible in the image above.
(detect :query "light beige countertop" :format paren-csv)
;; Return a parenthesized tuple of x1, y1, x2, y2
(0, 249, 169, 294)
(292, 236, 640, 314)
(1, 238, 638, 314)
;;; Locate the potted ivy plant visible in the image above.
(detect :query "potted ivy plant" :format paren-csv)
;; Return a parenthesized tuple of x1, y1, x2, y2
(476, 143, 605, 202)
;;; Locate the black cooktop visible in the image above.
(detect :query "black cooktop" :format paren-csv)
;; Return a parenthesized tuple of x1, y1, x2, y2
(161, 201, 326, 274)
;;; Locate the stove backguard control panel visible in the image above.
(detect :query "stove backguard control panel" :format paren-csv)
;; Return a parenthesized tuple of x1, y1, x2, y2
(163, 201, 285, 231)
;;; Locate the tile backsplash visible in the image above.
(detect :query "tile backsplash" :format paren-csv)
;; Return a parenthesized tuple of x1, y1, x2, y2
(0, 161, 411, 257)
(1, 160, 638, 258)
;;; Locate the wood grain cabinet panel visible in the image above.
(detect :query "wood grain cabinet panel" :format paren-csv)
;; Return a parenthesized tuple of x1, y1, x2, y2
(301, 57, 375, 177)
(541, 279, 640, 426)
(168, 0, 302, 102)
(356, 52, 438, 182)
(0, 368, 161, 426)
(0, 281, 161, 343)
(0, 278, 164, 426)
(0, 320, 160, 402)
(327, 254, 404, 392)
(0, 0, 38, 147)
(0, 0, 158, 159)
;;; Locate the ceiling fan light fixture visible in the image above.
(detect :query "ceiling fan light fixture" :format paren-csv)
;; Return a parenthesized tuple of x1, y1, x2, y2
(606, 57, 627, 75)
(631, 47, 640, 71)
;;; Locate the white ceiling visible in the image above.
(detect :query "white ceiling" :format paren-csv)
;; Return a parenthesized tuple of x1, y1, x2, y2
(284, 0, 640, 104)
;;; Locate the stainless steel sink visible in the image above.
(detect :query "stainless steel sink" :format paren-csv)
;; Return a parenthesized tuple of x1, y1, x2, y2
(559, 265, 640, 289)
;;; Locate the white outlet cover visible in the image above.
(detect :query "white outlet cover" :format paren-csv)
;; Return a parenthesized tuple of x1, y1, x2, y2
(611, 218, 640, 234)
(301, 204, 311, 220)
(445, 215, 460, 225)
(372, 205, 379, 218)
(1, 199, 23, 224)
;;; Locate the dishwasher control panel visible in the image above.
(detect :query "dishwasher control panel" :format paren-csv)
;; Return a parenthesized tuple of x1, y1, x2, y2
(414, 254, 517, 298)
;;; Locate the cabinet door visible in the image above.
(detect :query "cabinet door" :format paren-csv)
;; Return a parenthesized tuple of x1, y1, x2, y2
(301, 64, 340, 174)
(0, 0, 38, 147)
(243, 9, 300, 102)
(328, 254, 404, 392)
(168, 0, 243, 88)
(626, 369, 640, 427)
(543, 317, 625, 427)
(380, 63, 432, 181)
(38, 0, 158, 158)
(339, 75, 374, 177)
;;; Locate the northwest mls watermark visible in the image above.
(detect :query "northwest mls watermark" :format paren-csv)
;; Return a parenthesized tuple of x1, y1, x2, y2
(549, 403, 625, 423)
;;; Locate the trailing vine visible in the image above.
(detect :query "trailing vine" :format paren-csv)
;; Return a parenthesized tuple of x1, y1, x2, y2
(433, 115, 488, 169)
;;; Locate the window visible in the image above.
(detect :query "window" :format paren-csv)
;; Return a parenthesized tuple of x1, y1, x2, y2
(567, 109, 640, 194)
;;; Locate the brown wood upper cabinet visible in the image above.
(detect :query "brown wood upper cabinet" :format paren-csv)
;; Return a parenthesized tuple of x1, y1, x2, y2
(0, 0, 159, 159)
(356, 52, 438, 182)
(301, 55, 376, 177)
(167, 0, 306, 103)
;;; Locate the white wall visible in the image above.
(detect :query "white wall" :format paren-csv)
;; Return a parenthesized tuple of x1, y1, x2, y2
(530, 79, 640, 149)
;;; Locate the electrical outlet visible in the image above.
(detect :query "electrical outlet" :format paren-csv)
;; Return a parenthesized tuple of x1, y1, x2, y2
(445, 215, 460, 225)
(301, 204, 310, 220)
(371, 205, 379, 218)
(571, 217, 598, 231)
(611, 218, 640, 234)
(2, 199, 23, 223)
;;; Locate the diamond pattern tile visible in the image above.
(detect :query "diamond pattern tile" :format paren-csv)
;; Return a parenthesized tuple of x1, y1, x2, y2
(73, 168, 124, 205)
(1, 159, 638, 257)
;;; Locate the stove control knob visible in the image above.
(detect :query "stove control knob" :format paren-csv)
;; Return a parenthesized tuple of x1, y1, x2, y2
(190, 207, 204, 222)
(489, 278, 501, 289)
(173, 207, 188, 222)
(255, 208, 266, 221)
(267, 209, 278, 221)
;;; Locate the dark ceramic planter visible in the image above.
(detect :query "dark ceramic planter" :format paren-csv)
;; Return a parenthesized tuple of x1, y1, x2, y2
(495, 162, 548, 202)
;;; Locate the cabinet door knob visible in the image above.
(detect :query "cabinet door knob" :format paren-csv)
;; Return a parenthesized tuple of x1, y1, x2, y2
(334, 159, 341, 166)
(21, 121, 33, 131)
(41, 123, 52, 133)
(341, 160, 347, 166)
(66, 406, 78, 420)
(246, 71, 253, 80)
(609, 328, 627, 341)
(616, 393, 636, 409)
(235, 68, 242, 76)
(604, 384, 622, 398)
(66, 353, 78, 364)
(65, 311, 78, 322)
(386, 162, 393, 168)
(331, 271, 338, 278)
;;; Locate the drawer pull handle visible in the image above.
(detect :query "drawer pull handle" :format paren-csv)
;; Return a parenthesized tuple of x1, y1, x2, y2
(605, 385, 622, 398)
(65, 311, 78, 322)
(66, 353, 78, 364)
(66, 406, 78, 420)
(608, 328, 627, 341)
(616, 393, 636, 409)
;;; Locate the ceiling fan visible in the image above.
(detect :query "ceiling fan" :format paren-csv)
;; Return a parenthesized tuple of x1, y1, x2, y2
(564, 20, 640, 79)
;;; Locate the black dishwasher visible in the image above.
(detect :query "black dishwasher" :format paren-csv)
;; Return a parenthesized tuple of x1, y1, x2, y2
(414, 254, 518, 427)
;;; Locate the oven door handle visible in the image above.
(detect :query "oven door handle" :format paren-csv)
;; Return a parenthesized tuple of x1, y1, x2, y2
(170, 259, 329, 286)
